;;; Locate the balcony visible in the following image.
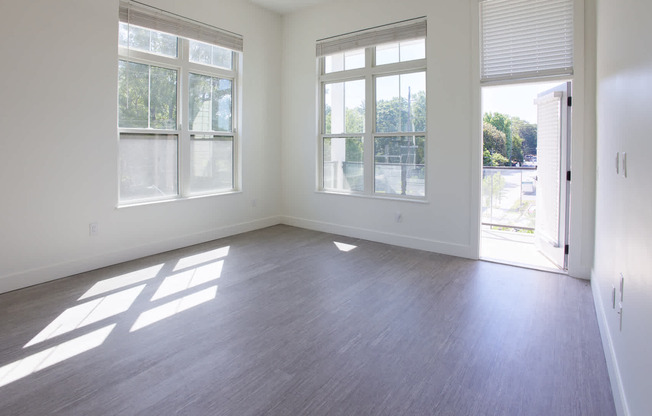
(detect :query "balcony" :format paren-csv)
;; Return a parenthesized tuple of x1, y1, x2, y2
(481, 166, 559, 270)
(323, 161, 425, 196)
(482, 166, 537, 230)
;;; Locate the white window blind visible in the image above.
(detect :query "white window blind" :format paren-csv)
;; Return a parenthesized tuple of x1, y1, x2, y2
(480, 0, 573, 83)
(119, 0, 243, 52)
(316, 17, 426, 57)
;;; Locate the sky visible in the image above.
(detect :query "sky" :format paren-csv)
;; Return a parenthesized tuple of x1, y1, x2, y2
(482, 81, 562, 124)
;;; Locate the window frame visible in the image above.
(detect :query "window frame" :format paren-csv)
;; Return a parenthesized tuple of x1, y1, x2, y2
(118, 24, 240, 206)
(318, 42, 427, 200)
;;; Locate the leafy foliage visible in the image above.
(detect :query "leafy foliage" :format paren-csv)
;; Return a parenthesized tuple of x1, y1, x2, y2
(483, 112, 536, 166)
(324, 90, 426, 165)
(188, 74, 232, 132)
(483, 123, 506, 157)
(512, 117, 537, 156)
(375, 91, 426, 133)
(118, 60, 177, 129)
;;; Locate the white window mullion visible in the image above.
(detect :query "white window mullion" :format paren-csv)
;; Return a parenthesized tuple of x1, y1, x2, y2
(179, 38, 190, 197)
(147, 66, 152, 129)
(232, 70, 240, 191)
(364, 47, 374, 195)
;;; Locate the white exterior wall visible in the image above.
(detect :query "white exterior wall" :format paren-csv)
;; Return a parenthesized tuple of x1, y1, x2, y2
(0, 0, 283, 293)
(593, 0, 652, 415)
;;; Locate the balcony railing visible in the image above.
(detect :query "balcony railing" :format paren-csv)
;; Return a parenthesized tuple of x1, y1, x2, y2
(323, 161, 425, 196)
(482, 166, 537, 231)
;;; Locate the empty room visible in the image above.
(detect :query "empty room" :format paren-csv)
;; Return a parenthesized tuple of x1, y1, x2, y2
(0, 0, 649, 415)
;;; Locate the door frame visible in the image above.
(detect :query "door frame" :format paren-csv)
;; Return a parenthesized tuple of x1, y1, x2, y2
(534, 82, 571, 270)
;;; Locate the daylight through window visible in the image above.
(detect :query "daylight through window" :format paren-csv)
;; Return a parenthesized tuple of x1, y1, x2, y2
(317, 18, 427, 198)
(118, 1, 242, 204)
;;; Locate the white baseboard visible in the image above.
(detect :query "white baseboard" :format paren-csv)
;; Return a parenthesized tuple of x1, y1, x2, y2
(280, 215, 474, 259)
(0, 216, 282, 295)
(591, 272, 629, 416)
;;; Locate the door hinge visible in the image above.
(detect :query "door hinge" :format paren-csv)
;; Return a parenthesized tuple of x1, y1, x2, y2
(567, 96, 572, 107)
(566, 170, 571, 181)
(564, 244, 569, 255)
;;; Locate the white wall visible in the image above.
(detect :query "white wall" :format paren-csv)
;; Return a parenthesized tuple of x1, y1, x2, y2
(0, 0, 283, 294)
(593, 0, 652, 414)
(0, 0, 598, 291)
(281, 0, 477, 258)
(280, 0, 595, 279)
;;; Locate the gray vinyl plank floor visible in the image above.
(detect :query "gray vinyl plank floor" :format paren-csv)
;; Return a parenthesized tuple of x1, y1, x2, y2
(0, 225, 615, 415)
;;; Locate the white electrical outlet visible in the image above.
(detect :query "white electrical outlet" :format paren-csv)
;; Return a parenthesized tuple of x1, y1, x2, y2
(89, 222, 99, 237)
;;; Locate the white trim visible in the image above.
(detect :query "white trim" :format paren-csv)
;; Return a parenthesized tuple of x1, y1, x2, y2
(118, 25, 240, 206)
(0, 216, 282, 296)
(470, 0, 482, 261)
(473, 0, 591, 280)
(315, 189, 429, 204)
(591, 274, 630, 416)
(281, 216, 473, 259)
(320, 59, 427, 82)
(318, 32, 427, 199)
(117, 189, 242, 209)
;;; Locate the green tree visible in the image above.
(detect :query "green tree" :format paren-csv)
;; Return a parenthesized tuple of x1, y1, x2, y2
(511, 132, 524, 164)
(483, 122, 506, 157)
(512, 118, 537, 156)
(490, 152, 509, 166)
(150, 66, 177, 129)
(188, 74, 231, 131)
(325, 91, 426, 167)
(374, 91, 426, 165)
(118, 61, 177, 129)
(483, 149, 492, 167)
(411, 91, 427, 132)
(484, 112, 513, 161)
(375, 91, 426, 134)
(118, 61, 149, 128)
(483, 112, 536, 164)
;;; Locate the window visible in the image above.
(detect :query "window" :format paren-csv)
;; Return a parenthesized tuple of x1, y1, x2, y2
(118, 1, 242, 204)
(317, 18, 427, 198)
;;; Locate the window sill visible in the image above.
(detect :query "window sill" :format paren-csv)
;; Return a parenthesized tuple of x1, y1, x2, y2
(116, 190, 242, 209)
(315, 189, 429, 204)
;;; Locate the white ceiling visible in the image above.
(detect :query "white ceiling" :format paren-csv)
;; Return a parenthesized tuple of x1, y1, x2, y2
(249, 0, 329, 14)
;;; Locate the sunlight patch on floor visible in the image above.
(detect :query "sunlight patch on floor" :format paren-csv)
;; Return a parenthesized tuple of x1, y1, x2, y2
(131, 286, 218, 332)
(334, 242, 357, 252)
(152, 260, 223, 301)
(26, 285, 145, 348)
(174, 246, 230, 272)
(79, 264, 164, 300)
(1, 325, 115, 388)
